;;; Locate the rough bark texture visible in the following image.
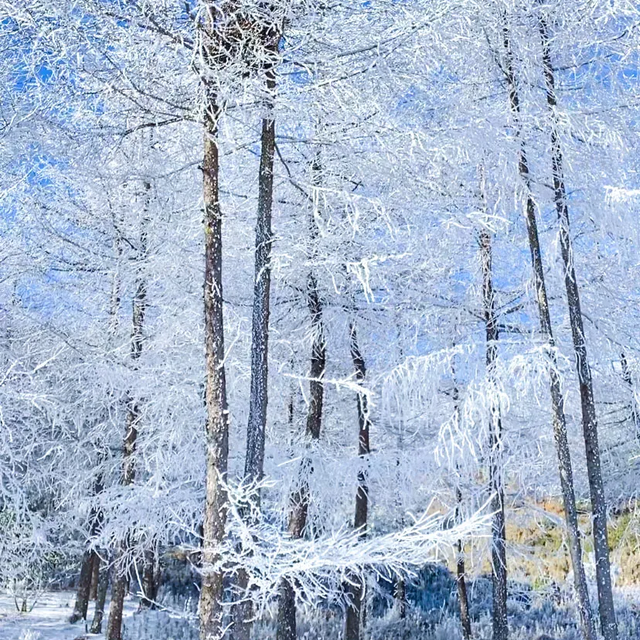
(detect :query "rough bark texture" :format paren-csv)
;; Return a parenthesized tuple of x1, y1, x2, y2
(538, 16, 617, 640)
(90, 558, 110, 635)
(501, 21, 597, 640)
(480, 228, 508, 640)
(276, 269, 326, 640)
(199, 13, 230, 636)
(344, 322, 371, 640)
(233, 51, 278, 640)
(107, 215, 149, 640)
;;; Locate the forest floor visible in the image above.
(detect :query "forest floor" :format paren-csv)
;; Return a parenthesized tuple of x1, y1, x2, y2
(0, 591, 137, 640)
(2, 586, 640, 640)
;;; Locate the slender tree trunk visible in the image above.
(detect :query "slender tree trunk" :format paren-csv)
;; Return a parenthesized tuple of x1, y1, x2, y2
(455, 491, 472, 640)
(69, 549, 96, 623)
(90, 553, 100, 601)
(70, 471, 105, 623)
(538, 17, 617, 639)
(500, 21, 597, 640)
(106, 215, 149, 640)
(90, 557, 110, 635)
(199, 13, 230, 637)
(233, 45, 278, 640)
(479, 228, 508, 640)
(344, 322, 371, 640)
(451, 364, 472, 640)
(276, 270, 326, 640)
(139, 546, 159, 610)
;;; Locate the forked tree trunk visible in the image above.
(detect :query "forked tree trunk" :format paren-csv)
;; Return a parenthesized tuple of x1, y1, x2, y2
(233, 39, 278, 640)
(538, 16, 617, 640)
(479, 228, 507, 640)
(500, 21, 596, 640)
(90, 556, 110, 634)
(344, 322, 371, 640)
(276, 270, 326, 640)
(199, 11, 230, 638)
(106, 212, 149, 640)
(70, 470, 105, 624)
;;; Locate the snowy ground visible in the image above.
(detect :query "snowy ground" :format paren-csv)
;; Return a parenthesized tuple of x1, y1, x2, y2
(0, 591, 137, 640)
(2, 587, 640, 640)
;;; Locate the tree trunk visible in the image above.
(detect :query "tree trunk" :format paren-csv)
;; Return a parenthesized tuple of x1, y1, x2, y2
(233, 46, 278, 640)
(70, 471, 105, 623)
(344, 322, 371, 640)
(199, 16, 230, 638)
(479, 228, 508, 640)
(69, 549, 95, 623)
(456, 517, 472, 640)
(106, 209, 149, 640)
(538, 16, 617, 640)
(90, 557, 110, 635)
(106, 569, 128, 640)
(139, 546, 159, 610)
(276, 269, 326, 640)
(90, 552, 100, 601)
(500, 21, 597, 640)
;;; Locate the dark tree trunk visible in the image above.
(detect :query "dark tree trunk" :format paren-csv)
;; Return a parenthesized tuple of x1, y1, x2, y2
(107, 207, 149, 640)
(233, 45, 278, 640)
(69, 549, 95, 623)
(90, 558, 110, 635)
(538, 16, 617, 640)
(140, 547, 159, 610)
(501, 21, 596, 640)
(198, 17, 230, 637)
(106, 570, 128, 640)
(344, 322, 371, 640)
(90, 553, 100, 601)
(276, 269, 326, 640)
(479, 228, 508, 640)
(71, 471, 105, 623)
(451, 371, 471, 640)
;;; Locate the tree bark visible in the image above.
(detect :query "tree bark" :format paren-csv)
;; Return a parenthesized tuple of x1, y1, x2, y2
(276, 270, 326, 640)
(90, 552, 100, 601)
(479, 228, 508, 640)
(90, 557, 110, 635)
(139, 546, 159, 610)
(69, 549, 96, 623)
(538, 16, 617, 640)
(500, 21, 597, 640)
(70, 471, 105, 623)
(199, 10, 230, 638)
(233, 43, 278, 640)
(106, 201, 149, 640)
(344, 322, 371, 640)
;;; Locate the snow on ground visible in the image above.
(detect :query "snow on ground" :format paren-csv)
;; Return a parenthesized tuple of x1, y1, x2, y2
(0, 591, 137, 640)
